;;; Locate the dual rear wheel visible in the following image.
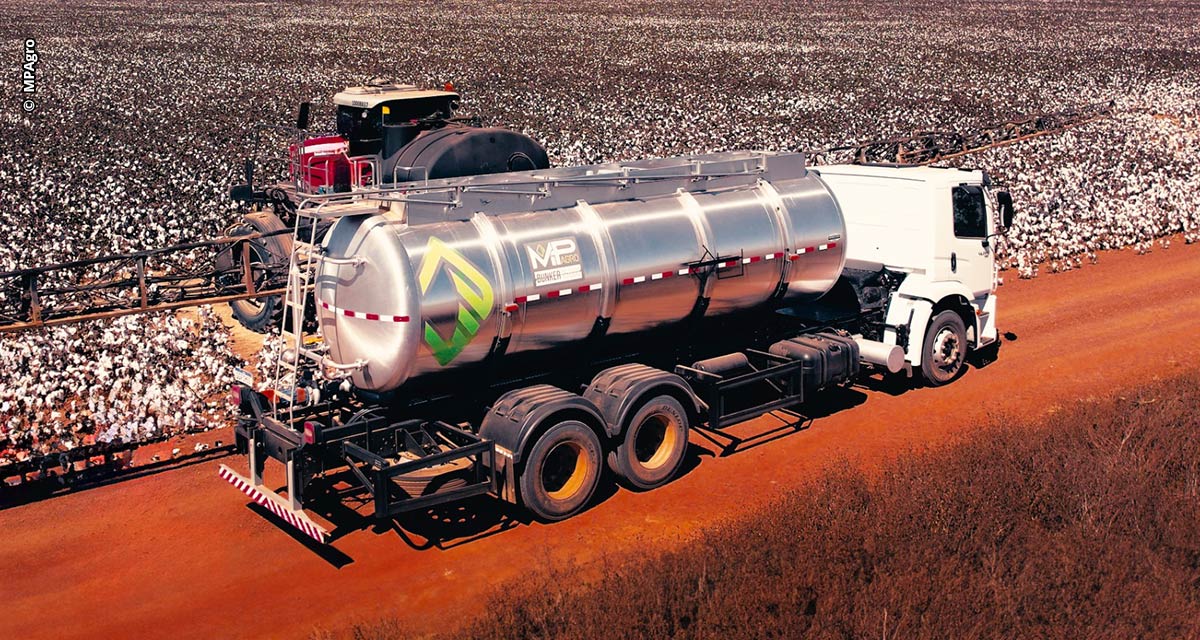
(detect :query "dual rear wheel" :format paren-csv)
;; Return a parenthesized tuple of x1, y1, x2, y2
(611, 395, 689, 491)
(518, 421, 602, 522)
(518, 395, 690, 521)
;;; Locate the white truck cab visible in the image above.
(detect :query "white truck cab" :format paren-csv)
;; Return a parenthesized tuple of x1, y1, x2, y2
(814, 164, 1011, 384)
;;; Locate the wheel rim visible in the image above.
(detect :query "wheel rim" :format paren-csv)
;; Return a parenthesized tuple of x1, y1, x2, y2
(931, 327, 963, 373)
(634, 413, 679, 471)
(542, 440, 588, 500)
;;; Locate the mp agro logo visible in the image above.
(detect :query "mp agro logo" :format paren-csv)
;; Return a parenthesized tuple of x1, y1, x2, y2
(416, 237, 494, 366)
(526, 237, 583, 286)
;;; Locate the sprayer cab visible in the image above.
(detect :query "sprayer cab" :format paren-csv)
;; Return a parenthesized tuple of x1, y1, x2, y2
(332, 81, 462, 157)
(284, 79, 547, 194)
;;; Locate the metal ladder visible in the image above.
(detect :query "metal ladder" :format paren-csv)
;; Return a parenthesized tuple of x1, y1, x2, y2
(271, 210, 323, 423)
(279, 141, 383, 405)
(270, 198, 373, 422)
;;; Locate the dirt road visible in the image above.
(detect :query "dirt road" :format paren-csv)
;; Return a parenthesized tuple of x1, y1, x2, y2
(2, 241, 1198, 639)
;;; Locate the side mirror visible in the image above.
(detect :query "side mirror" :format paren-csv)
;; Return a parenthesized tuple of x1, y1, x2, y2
(996, 191, 1015, 230)
(296, 101, 311, 131)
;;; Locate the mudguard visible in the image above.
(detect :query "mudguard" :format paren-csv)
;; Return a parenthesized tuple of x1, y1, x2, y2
(582, 364, 704, 438)
(885, 275, 982, 366)
(896, 275, 976, 309)
(479, 385, 606, 504)
(478, 385, 604, 465)
(884, 294, 934, 366)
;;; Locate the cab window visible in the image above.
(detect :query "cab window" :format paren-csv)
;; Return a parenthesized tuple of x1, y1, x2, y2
(952, 185, 987, 238)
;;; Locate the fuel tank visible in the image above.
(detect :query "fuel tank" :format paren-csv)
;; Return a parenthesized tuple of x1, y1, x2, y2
(315, 151, 845, 392)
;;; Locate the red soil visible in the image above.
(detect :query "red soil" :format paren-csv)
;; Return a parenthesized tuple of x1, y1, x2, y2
(1, 240, 1197, 639)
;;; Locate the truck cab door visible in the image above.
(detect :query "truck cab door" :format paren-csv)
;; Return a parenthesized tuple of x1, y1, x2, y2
(947, 185, 994, 299)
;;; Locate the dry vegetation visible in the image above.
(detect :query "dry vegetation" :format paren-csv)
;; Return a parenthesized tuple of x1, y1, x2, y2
(330, 371, 1200, 639)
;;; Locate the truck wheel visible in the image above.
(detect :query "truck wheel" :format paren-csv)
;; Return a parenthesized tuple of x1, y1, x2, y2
(519, 420, 602, 521)
(921, 310, 967, 386)
(613, 395, 689, 490)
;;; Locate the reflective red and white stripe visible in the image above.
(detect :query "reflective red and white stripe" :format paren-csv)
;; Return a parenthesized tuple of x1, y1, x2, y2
(503, 247, 840, 310)
(788, 242, 837, 260)
(318, 299, 410, 323)
(622, 267, 681, 284)
(504, 283, 604, 312)
(219, 465, 328, 544)
(737, 251, 786, 266)
(621, 250, 788, 282)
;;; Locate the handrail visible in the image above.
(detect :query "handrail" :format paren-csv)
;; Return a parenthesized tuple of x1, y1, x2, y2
(319, 255, 367, 267)
(284, 151, 778, 216)
(392, 163, 429, 185)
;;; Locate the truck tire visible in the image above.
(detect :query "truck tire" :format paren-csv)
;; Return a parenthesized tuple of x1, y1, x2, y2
(612, 395, 689, 490)
(393, 445, 474, 498)
(921, 310, 967, 386)
(519, 420, 602, 521)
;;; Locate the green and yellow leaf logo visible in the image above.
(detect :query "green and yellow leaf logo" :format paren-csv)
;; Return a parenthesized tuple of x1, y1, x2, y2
(416, 237, 494, 365)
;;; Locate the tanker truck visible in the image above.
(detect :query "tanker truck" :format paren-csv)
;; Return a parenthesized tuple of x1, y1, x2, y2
(221, 149, 1013, 544)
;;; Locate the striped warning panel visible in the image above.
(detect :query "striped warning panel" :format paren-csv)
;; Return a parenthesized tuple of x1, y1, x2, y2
(218, 464, 328, 544)
(317, 299, 410, 323)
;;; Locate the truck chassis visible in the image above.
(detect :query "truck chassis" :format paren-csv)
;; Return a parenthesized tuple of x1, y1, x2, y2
(224, 320, 872, 544)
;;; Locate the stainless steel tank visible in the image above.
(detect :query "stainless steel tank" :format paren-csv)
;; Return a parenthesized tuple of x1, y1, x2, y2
(315, 152, 846, 392)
